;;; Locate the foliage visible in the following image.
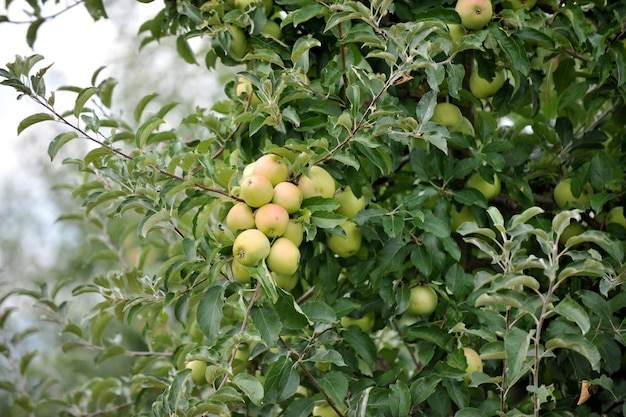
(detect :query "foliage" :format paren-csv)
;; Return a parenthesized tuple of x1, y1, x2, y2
(1, 0, 626, 416)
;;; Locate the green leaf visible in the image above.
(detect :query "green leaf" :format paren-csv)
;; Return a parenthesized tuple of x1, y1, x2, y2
(134, 92, 159, 123)
(545, 334, 601, 371)
(455, 408, 489, 417)
(95, 344, 125, 364)
(410, 374, 441, 403)
(389, 381, 411, 417)
(553, 297, 590, 335)
(47, 131, 79, 161)
(317, 371, 349, 408)
(250, 305, 282, 347)
(291, 36, 321, 71)
(26, 19, 44, 48)
(74, 86, 100, 118)
(342, 325, 377, 365)
(176, 35, 197, 64)
(300, 301, 337, 324)
(232, 373, 264, 405)
(274, 290, 310, 330)
(197, 283, 225, 342)
(490, 28, 530, 76)
(18, 113, 54, 134)
(135, 117, 165, 148)
(138, 209, 171, 238)
(505, 327, 531, 390)
(263, 356, 300, 403)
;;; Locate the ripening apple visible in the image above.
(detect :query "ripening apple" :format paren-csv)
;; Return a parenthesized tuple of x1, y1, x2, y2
(606, 206, 626, 229)
(341, 311, 375, 333)
(240, 174, 274, 208)
(454, 116, 475, 136)
(448, 23, 466, 41)
(232, 228, 271, 266)
(326, 221, 362, 258)
(272, 181, 303, 214)
(503, 0, 536, 9)
(559, 221, 586, 246)
(406, 285, 438, 316)
(226, 202, 256, 232)
(334, 186, 365, 219)
(469, 67, 505, 99)
(235, 78, 260, 104)
(231, 259, 252, 284)
(466, 172, 501, 201)
(242, 162, 255, 179)
(227, 25, 248, 60)
(282, 219, 305, 247)
(451, 205, 477, 232)
(266, 237, 301, 275)
(432, 102, 463, 130)
(463, 347, 484, 384)
(232, 344, 251, 375)
(261, 20, 282, 39)
(298, 166, 336, 199)
(271, 271, 299, 292)
(185, 360, 208, 385)
(254, 203, 289, 238)
(553, 179, 593, 208)
(253, 154, 289, 186)
(312, 404, 345, 417)
(455, 0, 493, 30)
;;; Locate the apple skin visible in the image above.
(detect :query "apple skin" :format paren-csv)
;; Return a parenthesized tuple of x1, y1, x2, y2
(185, 360, 208, 385)
(235, 0, 273, 15)
(227, 25, 248, 60)
(454, 116, 475, 136)
(553, 179, 593, 208)
(271, 271, 299, 292)
(226, 202, 256, 233)
(451, 205, 477, 232)
(326, 221, 362, 258)
(448, 23, 466, 41)
(232, 228, 271, 266)
(298, 166, 336, 199)
(240, 174, 274, 208)
(469, 67, 505, 99)
(232, 260, 252, 284)
(432, 102, 463, 130)
(606, 206, 626, 229)
(466, 172, 501, 201)
(282, 219, 305, 247)
(406, 285, 438, 316)
(253, 154, 289, 186)
(341, 311, 375, 333)
(254, 203, 289, 238)
(266, 237, 301, 275)
(312, 404, 344, 417)
(503, 0, 536, 9)
(559, 221, 586, 246)
(261, 20, 282, 39)
(463, 347, 484, 384)
(334, 186, 365, 219)
(272, 181, 303, 214)
(235, 78, 260, 104)
(455, 0, 493, 30)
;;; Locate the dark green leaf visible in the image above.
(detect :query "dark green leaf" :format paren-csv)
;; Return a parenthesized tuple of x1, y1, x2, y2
(197, 283, 225, 342)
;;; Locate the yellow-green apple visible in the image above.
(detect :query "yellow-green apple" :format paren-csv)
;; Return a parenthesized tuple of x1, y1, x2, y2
(271, 271, 299, 292)
(298, 166, 336, 199)
(242, 162, 255, 180)
(253, 154, 289, 186)
(470, 67, 505, 99)
(606, 206, 626, 228)
(466, 172, 501, 201)
(232, 228, 271, 266)
(451, 205, 477, 232)
(235, 78, 260, 104)
(312, 404, 345, 417)
(454, 116, 475, 135)
(553, 179, 593, 208)
(503, 0, 536, 9)
(240, 174, 274, 208)
(432, 102, 463, 130)
(272, 181, 303, 214)
(254, 203, 289, 238)
(406, 285, 438, 315)
(463, 347, 483, 384)
(185, 360, 208, 385)
(341, 311, 375, 333)
(226, 202, 256, 232)
(448, 23, 466, 41)
(232, 344, 250, 375)
(455, 0, 493, 30)
(559, 221, 586, 246)
(232, 259, 252, 284)
(334, 186, 365, 219)
(326, 221, 362, 258)
(261, 20, 282, 39)
(227, 25, 248, 60)
(282, 219, 304, 247)
(266, 237, 301, 275)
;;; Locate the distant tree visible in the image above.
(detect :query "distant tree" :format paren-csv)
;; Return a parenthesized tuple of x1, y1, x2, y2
(1, 0, 626, 416)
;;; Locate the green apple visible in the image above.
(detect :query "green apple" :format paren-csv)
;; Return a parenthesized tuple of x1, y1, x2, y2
(469, 67, 505, 99)
(553, 179, 593, 208)
(253, 154, 289, 186)
(406, 285, 438, 316)
(559, 221, 586, 246)
(266, 237, 300, 275)
(232, 344, 250, 375)
(240, 174, 274, 208)
(272, 181, 303, 214)
(503, 0, 536, 9)
(226, 202, 256, 233)
(241, 162, 255, 180)
(334, 186, 365, 219)
(282, 219, 304, 247)
(312, 404, 345, 417)
(466, 172, 501, 201)
(454, 116, 475, 135)
(298, 166, 336, 199)
(261, 20, 282, 39)
(232, 228, 271, 266)
(451, 205, 477, 232)
(341, 311, 375, 333)
(271, 271, 299, 292)
(326, 221, 362, 258)
(606, 206, 626, 228)
(432, 102, 463, 130)
(254, 203, 289, 238)
(463, 347, 483, 384)
(235, 78, 260, 104)
(448, 23, 466, 41)
(227, 25, 248, 60)
(455, 0, 493, 30)
(232, 259, 252, 284)
(185, 360, 208, 385)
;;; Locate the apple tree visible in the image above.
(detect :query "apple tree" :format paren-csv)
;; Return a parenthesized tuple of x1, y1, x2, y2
(1, 0, 626, 416)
